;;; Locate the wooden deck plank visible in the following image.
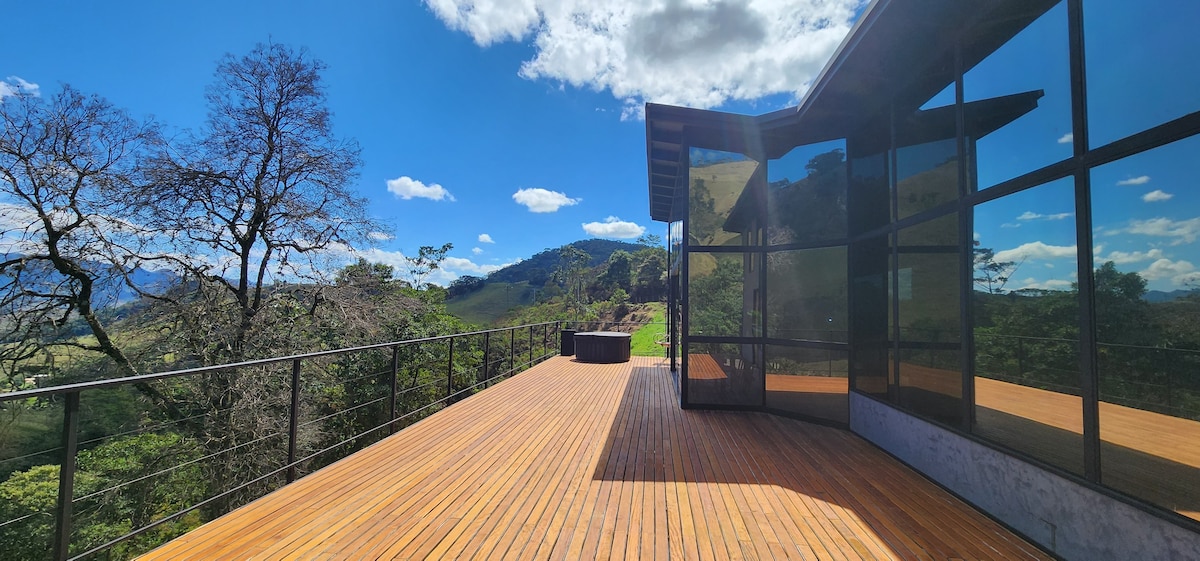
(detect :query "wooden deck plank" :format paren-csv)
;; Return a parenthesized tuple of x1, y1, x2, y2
(139, 356, 1052, 561)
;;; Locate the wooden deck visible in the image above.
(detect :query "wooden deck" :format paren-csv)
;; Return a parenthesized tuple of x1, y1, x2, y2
(140, 357, 1050, 560)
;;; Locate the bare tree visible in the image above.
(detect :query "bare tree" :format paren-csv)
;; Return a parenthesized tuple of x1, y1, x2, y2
(147, 42, 380, 360)
(0, 85, 162, 379)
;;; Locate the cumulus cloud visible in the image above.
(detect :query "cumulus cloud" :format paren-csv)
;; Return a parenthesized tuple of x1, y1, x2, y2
(367, 231, 394, 241)
(581, 216, 646, 238)
(1142, 190, 1173, 203)
(337, 246, 511, 286)
(1117, 175, 1151, 186)
(1125, 217, 1200, 245)
(424, 0, 859, 119)
(1097, 248, 1164, 265)
(1140, 258, 1195, 283)
(1013, 278, 1074, 291)
(472, 247, 483, 255)
(1017, 211, 1072, 221)
(994, 241, 1077, 263)
(1057, 132, 1073, 144)
(0, 76, 40, 99)
(386, 176, 455, 201)
(512, 188, 581, 212)
(478, 233, 495, 243)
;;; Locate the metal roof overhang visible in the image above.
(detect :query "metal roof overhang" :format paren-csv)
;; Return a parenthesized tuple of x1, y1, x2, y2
(646, 0, 1060, 223)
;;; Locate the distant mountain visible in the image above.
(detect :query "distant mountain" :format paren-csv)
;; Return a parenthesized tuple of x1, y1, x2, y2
(1144, 289, 1200, 303)
(2, 253, 178, 308)
(483, 239, 649, 286)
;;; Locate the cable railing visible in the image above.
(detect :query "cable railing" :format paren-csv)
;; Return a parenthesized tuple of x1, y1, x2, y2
(0, 321, 561, 561)
(974, 332, 1200, 420)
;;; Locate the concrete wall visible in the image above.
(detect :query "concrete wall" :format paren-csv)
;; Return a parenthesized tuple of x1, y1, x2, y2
(849, 392, 1200, 561)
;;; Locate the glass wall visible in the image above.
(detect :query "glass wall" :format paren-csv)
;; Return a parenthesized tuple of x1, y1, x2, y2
(1091, 136, 1200, 518)
(972, 177, 1082, 475)
(765, 345, 848, 423)
(667, 0, 1200, 528)
(688, 148, 760, 246)
(1084, 1, 1200, 148)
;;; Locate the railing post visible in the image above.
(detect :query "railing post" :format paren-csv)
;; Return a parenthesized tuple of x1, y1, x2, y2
(287, 358, 301, 483)
(447, 336, 455, 399)
(1017, 337, 1025, 378)
(510, 328, 515, 376)
(390, 346, 399, 434)
(483, 332, 491, 384)
(529, 325, 533, 366)
(53, 391, 80, 561)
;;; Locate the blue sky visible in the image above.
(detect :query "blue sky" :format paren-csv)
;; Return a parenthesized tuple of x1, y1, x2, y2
(1, 0, 861, 285)
(4, 1, 1195, 292)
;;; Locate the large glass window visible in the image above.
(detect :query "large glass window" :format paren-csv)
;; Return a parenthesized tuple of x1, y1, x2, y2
(848, 148, 889, 235)
(850, 235, 890, 398)
(766, 140, 847, 244)
(895, 137, 959, 220)
(972, 177, 1082, 475)
(687, 252, 760, 338)
(896, 216, 962, 424)
(766, 247, 847, 343)
(1091, 136, 1200, 521)
(765, 344, 848, 423)
(686, 342, 762, 407)
(1085, 1, 1200, 147)
(688, 148, 761, 246)
(964, 1, 1071, 189)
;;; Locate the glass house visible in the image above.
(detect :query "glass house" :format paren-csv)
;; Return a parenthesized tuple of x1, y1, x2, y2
(647, 0, 1200, 558)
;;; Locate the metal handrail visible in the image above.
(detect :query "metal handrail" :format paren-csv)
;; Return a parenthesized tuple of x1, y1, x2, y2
(0, 321, 561, 561)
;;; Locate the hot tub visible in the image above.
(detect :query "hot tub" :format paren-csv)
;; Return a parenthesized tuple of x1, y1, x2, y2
(573, 331, 632, 363)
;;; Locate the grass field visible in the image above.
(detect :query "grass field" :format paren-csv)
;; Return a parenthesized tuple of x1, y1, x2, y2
(445, 282, 538, 326)
(629, 307, 667, 357)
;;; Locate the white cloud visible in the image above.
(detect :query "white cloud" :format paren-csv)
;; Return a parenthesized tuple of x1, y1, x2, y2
(0, 76, 40, 99)
(994, 241, 1077, 263)
(581, 216, 645, 239)
(478, 233, 495, 243)
(1140, 258, 1195, 283)
(512, 188, 581, 212)
(386, 176, 455, 201)
(1057, 132, 1073, 144)
(367, 231, 394, 241)
(1142, 190, 1173, 203)
(1117, 175, 1151, 186)
(472, 247, 483, 255)
(1097, 248, 1164, 264)
(1017, 211, 1072, 221)
(1013, 278, 1074, 291)
(424, 0, 859, 119)
(1000, 223, 1021, 229)
(1125, 217, 1200, 245)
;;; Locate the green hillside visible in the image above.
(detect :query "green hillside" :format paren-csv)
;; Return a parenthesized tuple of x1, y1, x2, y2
(446, 281, 538, 325)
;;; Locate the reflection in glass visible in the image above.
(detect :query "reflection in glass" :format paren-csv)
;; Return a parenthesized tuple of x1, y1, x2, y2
(687, 252, 760, 339)
(686, 343, 762, 407)
(971, 177, 1082, 475)
(1091, 137, 1200, 521)
(688, 148, 760, 246)
(896, 217, 962, 424)
(1085, 1, 1200, 147)
(964, 1, 1071, 189)
(765, 345, 848, 423)
(766, 140, 847, 244)
(850, 235, 889, 397)
(848, 149, 889, 235)
(766, 247, 847, 343)
(896, 137, 958, 220)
